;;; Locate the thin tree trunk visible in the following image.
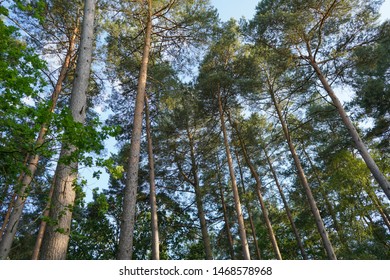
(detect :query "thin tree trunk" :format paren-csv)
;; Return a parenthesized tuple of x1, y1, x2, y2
(234, 149, 262, 260)
(364, 188, 390, 232)
(216, 158, 235, 260)
(262, 147, 308, 260)
(117, 0, 152, 260)
(300, 145, 351, 253)
(0, 193, 16, 242)
(144, 95, 160, 260)
(185, 126, 213, 260)
(31, 178, 55, 260)
(362, 214, 390, 249)
(0, 30, 77, 259)
(217, 90, 250, 260)
(231, 120, 282, 260)
(269, 87, 337, 260)
(310, 60, 390, 201)
(40, 0, 95, 259)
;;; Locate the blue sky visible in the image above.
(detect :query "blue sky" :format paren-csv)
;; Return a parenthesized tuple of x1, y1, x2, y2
(211, 0, 390, 22)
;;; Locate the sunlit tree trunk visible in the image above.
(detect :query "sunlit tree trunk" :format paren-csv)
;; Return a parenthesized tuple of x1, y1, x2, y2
(144, 95, 160, 260)
(40, 0, 95, 259)
(300, 145, 351, 254)
(216, 158, 235, 260)
(310, 60, 390, 201)
(32, 178, 55, 260)
(234, 149, 262, 260)
(269, 84, 337, 260)
(217, 89, 250, 260)
(118, 0, 152, 260)
(262, 147, 308, 259)
(231, 120, 282, 260)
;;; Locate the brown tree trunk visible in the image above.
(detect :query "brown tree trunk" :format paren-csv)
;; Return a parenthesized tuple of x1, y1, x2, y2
(117, 0, 152, 260)
(217, 90, 251, 260)
(263, 147, 308, 259)
(31, 178, 55, 260)
(234, 149, 262, 260)
(185, 127, 213, 260)
(310, 60, 390, 201)
(364, 188, 390, 232)
(300, 145, 351, 253)
(0, 27, 78, 260)
(0, 193, 16, 243)
(216, 159, 235, 260)
(40, 0, 95, 259)
(231, 120, 282, 260)
(269, 87, 337, 260)
(144, 95, 160, 260)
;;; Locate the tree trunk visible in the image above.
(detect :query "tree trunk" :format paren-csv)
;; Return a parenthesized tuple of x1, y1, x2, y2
(31, 177, 55, 260)
(40, 0, 95, 259)
(185, 126, 213, 260)
(263, 147, 308, 260)
(144, 95, 160, 260)
(231, 121, 282, 260)
(217, 90, 251, 260)
(234, 149, 262, 260)
(0, 27, 78, 260)
(0, 193, 15, 242)
(216, 158, 235, 260)
(117, 0, 152, 260)
(310, 60, 390, 201)
(300, 144, 351, 253)
(269, 88, 337, 260)
(364, 188, 390, 233)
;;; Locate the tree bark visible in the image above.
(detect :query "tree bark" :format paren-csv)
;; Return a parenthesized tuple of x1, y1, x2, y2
(364, 187, 390, 233)
(300, 145, 352, 254)
(185, 126, 213, 260)
(216, 158, 235, 260)
(310, 60, 390, 201)
(31, 177, 55, 260)
(40, 0, 95, 259)
(144, 95, 160, 260)
(269, 88, 337, 260)
(234, 149, 262, 260)
(117, 0, 152, 260)
(231, 121, 282, 260)
(217, 89, 251, 260)
(0, 25, 78, 260)
(263, 147, 308, 260)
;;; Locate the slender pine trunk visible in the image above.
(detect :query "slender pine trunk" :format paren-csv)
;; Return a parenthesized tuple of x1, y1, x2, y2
(310, 60, 390, 201)
(364, 188, 390, 232)
(31, 176, 55, 260)
(216, 159, 235, 260)
(300, 145, 351, 253)
(269, 87, 337, 260)
(234, 149, 262, 260)
(117, 0, 152, 260)
(185, 126, 213, 260)
(0, 27, 78, 261)
(144, 95, 160, 260)
(40, 0, 95, 259)
(262, 147, 308, 260)
(217, 90, 250, 260)
(231, 121, 282, 260)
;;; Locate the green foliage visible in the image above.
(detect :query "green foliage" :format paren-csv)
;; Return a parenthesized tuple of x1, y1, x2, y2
(0, 4, 47, 189)
(351, 20, 390, 153)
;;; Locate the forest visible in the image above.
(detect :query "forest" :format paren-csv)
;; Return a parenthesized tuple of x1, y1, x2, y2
(0, 0, 389, 260)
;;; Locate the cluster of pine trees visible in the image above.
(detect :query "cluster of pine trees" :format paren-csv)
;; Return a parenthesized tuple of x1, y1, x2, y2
(0, 0, 389, 260)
